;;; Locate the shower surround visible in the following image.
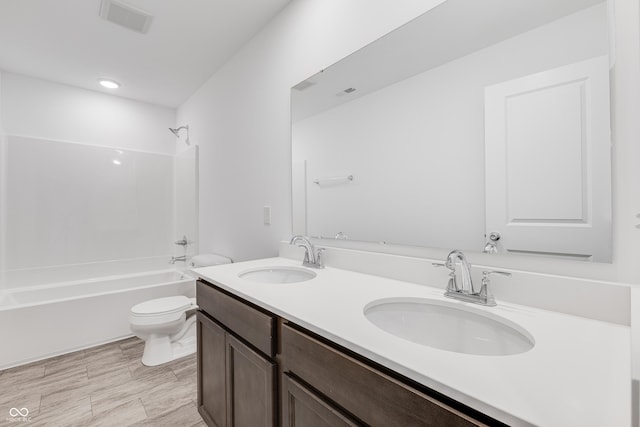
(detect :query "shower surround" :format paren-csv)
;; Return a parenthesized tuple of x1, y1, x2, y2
(0, 134, 198, 368)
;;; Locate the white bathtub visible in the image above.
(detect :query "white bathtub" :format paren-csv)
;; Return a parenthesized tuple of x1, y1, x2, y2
(0, 269, 195, 370)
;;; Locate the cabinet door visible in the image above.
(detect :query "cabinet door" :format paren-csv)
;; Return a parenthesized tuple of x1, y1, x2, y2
(282, 374, 361, 427)
(197, 312, 227, 427)
(226, 333, 276, 427)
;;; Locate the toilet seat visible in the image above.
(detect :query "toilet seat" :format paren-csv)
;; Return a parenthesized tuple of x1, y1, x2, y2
(131, 296, 194, 316)
(130, 296, 196, 327)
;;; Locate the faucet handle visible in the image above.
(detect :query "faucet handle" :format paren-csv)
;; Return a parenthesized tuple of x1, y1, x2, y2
(481, 270, 512, 283)
(432, 262, 455, 271)
(432, 262, 454, 276)
(316, 248, 326, 268)
(479, 270, 511, 306)
(174, 235, 191, 246)
(433, 262, 458, 293)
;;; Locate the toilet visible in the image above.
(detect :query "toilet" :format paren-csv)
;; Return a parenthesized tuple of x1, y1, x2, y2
(129, 295, 198, 366)
(130, 253, 232, 366)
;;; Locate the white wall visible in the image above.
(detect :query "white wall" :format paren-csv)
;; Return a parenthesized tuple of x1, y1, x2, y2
(180, 0, 640, 283)
(0, 72, 176, 155)
(293, 5, 607, 252)
(178, 0, 447, 262)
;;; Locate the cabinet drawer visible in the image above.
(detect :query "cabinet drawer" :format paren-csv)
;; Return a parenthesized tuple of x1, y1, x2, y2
(281, 324, 487, 427)
(197, 280, 276, 357)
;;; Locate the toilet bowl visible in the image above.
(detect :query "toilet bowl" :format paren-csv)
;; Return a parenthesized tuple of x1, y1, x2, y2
(129, 295, 198, 366)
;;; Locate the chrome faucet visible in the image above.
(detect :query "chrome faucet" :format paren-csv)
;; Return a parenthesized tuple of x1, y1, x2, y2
(433, 250, 510, 306)
(289, 235, 324, 269)
(170, 255, 187, 264)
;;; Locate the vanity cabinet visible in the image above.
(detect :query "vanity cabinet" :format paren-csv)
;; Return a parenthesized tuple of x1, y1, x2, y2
(196, 281, 277, 427)
(281, 324, 487, 427)
(197, 279, 501, 427)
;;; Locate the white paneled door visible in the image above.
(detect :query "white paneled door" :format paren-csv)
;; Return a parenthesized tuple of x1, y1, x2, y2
(484, 56, 611, 261)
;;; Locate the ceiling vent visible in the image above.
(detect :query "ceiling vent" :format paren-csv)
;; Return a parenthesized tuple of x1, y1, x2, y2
(292, 80, 316, 91)
(99, 0, 153, 34)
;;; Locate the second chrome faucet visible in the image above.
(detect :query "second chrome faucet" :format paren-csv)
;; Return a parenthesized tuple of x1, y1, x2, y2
(289, 235, 325, 269)
(433, 250, 510, 306)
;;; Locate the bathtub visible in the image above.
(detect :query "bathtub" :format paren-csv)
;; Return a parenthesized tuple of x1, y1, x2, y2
(0, 269, 195, 370)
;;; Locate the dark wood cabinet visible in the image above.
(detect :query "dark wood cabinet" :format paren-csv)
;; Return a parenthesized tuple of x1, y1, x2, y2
(281, 324, 487, 427)
(197, 281, 277, 427)
(197, 279, 503, 427)
(226, 333, 276, 427)
(197, 312, 227, 427)
(197, 279, 276, 357)
(282, 374, 361, 427)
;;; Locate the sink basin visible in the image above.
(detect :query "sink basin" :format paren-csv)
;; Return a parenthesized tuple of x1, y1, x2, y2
(238, 266, 316, 284)
(364, 298, 534, 356)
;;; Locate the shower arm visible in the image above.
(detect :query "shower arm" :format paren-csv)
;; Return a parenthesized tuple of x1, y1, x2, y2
(169, 125, 190, 145)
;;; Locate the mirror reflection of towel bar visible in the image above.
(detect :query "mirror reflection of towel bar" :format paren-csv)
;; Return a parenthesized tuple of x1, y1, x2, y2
(313, 175, 354, 185)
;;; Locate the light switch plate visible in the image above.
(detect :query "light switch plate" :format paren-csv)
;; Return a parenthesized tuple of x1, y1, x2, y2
(263, 206, 271, 225)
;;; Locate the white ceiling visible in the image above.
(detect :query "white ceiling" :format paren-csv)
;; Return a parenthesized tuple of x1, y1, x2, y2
(0, 0, 291, 107)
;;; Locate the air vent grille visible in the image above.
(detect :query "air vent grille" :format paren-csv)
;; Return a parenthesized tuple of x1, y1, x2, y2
(99, 0, 153, 34)
(292, 80, 316, 91)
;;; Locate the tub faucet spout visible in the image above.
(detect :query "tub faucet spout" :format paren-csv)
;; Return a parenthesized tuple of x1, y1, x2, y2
(170, 255, 187, 264)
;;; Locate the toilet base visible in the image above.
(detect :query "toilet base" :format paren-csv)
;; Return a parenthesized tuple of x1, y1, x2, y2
(140, 316, 197, 367)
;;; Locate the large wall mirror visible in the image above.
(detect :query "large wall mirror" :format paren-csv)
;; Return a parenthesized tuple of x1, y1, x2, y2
(291, 0, 612, 262)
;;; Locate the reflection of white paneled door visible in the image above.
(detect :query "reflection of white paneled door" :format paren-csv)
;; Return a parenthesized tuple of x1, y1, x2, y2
(485, 56, 611, 261)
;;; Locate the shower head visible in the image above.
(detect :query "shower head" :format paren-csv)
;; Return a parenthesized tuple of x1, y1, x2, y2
(169, 125, 190, 145)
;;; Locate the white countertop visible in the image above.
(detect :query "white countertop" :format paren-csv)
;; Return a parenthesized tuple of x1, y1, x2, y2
(194, 257, 630, 427)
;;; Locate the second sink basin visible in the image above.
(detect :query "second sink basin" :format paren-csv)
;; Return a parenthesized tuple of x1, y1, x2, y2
(364, 298, 534, 356)
(238, 266, 316, 284)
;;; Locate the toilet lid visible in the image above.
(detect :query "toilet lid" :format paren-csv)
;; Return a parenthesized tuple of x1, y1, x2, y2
(131, 296, 193, 316)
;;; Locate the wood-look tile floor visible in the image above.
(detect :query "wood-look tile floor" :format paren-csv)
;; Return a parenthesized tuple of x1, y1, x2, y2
(0, 338, 204, 427)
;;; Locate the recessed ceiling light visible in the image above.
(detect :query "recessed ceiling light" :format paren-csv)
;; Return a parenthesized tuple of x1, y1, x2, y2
(99, 79, 120, 89)
(112, 159, 122, 165)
